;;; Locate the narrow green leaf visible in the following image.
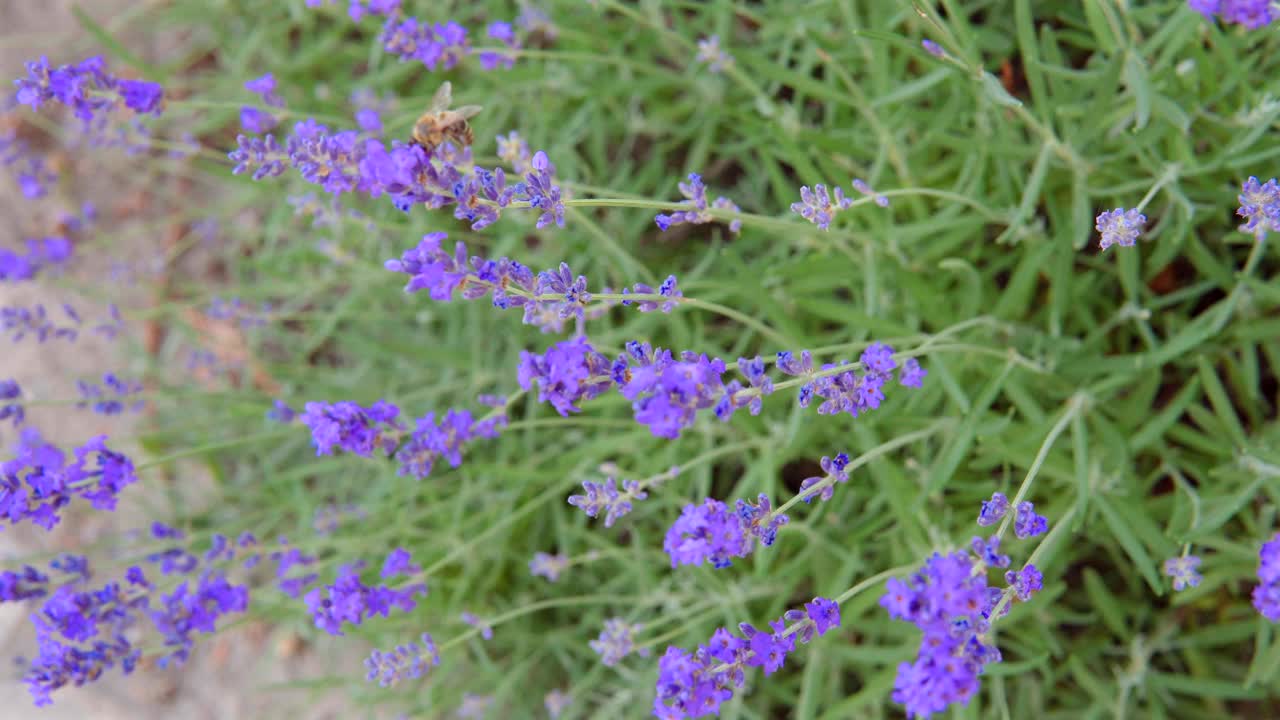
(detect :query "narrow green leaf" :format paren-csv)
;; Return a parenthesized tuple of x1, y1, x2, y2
(1096, 495, 1164, 594)
(1122, 52, 1152, 130)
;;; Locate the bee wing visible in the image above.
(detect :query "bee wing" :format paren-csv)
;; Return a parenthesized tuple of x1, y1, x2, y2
(454, 105, 484, 120)
(429, 81, 453, 113)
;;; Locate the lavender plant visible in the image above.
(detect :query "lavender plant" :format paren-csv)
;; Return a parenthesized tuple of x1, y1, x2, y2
(2, 0, 1280, 718)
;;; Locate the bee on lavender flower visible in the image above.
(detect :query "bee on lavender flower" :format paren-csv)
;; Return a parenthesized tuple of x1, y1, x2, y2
(411, 81, 482, 152)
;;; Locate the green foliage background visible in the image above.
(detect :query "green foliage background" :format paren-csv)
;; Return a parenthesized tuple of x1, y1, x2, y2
(62, 0, 1280, 717)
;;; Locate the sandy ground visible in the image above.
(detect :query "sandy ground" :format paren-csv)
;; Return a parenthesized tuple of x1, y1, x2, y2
(1, 3, 359, 717)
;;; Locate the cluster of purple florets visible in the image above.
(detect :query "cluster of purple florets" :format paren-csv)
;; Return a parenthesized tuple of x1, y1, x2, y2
(2, 302, 123, 344)
(654, 173, 743, 234)
(1237, 176, 1280, 240)
(789, 179, 889, 230)
(13, 56, 164, 123)
(590, 618, 649, 666)
(365, 631, 440, 687)
(1, 427, 139, 530)
(517, 338, 924, 440)
(2, 522, 258, 705)
(305, 549, 426, 635)
(779, 345, 926, 417)
(880, 551, 1041, 718)
(798, 452, 851, 503)
(0, 235, 72, 281)
(975, 491, 1048, 539)
(309, 1, 537, 72)
(662, 495, 788, 569)
(1095, 208, 1147, 250)
(76, 372, 144, 415)
(299, 399, 504, 480)
(1253, 534, 1280, 621)
(568, 476, 650, 527)
(877, 493, 1051, 718)
(231, 123, 566, 230)
(388, 234, 685, 330)
(653, 597, 840, 718)
(1, 379, 23, 426)
(1188, 0, 1276, 28)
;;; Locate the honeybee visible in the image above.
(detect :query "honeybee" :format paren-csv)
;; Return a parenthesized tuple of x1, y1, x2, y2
(411, 81, 482, 152)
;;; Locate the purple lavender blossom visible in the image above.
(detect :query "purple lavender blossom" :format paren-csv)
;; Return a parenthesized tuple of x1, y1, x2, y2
(1253, 533, 1280, 621)
(149, 572, 250, 666)
(479, 21, 520, 70)
(734, 494, 789, 547)
(382, 18, 470, 70)
(804, 597, 841, 636)
(304, 561, 427, 635)
(1095, 208, 1146, 250)
(14, 543, 248, 706)
(520, 150, 566, 228)
(267, 399, 296, 423)
(240, 106, 278, 134)
(590, 618, 648, 666)
(365, 632, 439, 687)
(244, 73, 284, 107)
(922, 39, 946, 58)
(971, 535, 1011, 569)
(1005, 564, 1044, 602)
(544, 689, 571, 719)
(393, 408, 505, 479)
(529, 552, 569, 582)
(300, 400, 402, 457)
(977, 491, 1010, 526)
(76, 373, 144, 415)
(268, 538, 319, 597)
(1, 428, 139, 530)
(533, 262, 591, 319)
(851, 178, 890, 207)
(899, 357, 927, 388)
(1014, 501, 1048, 538)
(653, 596, 839, 718)
(695, 35, 733, 72)
(230, 115, 564, 229)
(663, 498, 752, 569)
(1, 237, 73, 282)
(880, 552, 1001, 718)
(497, 131, 533, 174)
(343, 0, 400, 20)
(790, 183, 853, 230)
(799, 342, 918, 418)
(653, 173, 742, 235)
(381, 548, 420, 578)
(14, 56, 164, 124)
(0, 564, 49, 602)
(355, 107, 382, 134)
(614, 342, 727, 439)
(518, 336, 614, 416)
(622, 275, 683, 313)
(1163, 555, 1202, 592)
(798, 452, 850, 503)
(2, 303, 84, 343)
(461, 611, 494, 640)
(116, 79, 163, 115)
(568, 476, 647, 527)
(0, 379, 23, 426)
(1189, 0, 1276, 27)
(1237, 176, 1280, 240)
(713, 355, 774, 420)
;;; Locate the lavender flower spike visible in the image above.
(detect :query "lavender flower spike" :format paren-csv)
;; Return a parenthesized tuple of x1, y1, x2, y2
(1237, 176, 1280, 240)
(1095, 208, 1146, 250)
